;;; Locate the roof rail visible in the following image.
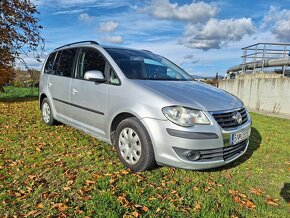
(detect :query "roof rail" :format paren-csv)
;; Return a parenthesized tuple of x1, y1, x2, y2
(54, 40, 99, 50)
(142, 49, 152, 53)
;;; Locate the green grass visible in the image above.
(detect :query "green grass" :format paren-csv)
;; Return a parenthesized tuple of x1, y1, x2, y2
(0, 99, 289, 217)
(0, 86, 38, 101)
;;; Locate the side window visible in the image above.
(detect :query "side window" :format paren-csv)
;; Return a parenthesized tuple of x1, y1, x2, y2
(55, 48, 77, 77)
(77, 48, 106, 79)
(44, 52, 56, 74)
(52, 51, 61, 74)
(109, 67, 120, 85)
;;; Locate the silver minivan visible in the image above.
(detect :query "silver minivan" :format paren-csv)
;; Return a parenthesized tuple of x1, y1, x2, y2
(39, 41, 251, 172)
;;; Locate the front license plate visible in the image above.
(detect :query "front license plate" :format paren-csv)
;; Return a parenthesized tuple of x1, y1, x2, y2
(230, 127, 251, 145)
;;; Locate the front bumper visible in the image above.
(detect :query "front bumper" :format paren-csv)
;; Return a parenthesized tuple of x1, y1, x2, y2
(140, 112, 251, 170)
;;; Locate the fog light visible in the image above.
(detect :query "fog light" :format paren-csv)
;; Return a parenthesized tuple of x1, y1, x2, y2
(187, 151, 201, 161)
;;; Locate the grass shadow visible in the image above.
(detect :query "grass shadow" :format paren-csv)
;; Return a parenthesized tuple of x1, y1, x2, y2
(280, 183, 290, 203)
(0, 96, 38, 103)
(201, 127, 262, 172)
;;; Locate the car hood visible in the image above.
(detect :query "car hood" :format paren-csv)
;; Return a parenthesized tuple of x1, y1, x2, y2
(135, 80, 243, 111)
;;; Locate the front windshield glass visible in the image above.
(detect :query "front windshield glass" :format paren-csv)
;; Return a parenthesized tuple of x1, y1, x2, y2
(105, 48, 193, 81)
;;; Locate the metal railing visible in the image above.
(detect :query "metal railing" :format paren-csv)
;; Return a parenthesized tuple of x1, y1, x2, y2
(241, 42, 290, 76)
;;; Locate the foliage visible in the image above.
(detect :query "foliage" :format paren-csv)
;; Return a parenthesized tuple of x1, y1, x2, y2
(0, 99, 289, 217)
(13, 68, 40, 88)
(0, 0, 43, 91)
(0, 86, 38, 100)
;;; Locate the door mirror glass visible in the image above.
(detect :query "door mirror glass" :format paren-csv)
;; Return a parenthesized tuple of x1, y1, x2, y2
(84, 70, 106, 82)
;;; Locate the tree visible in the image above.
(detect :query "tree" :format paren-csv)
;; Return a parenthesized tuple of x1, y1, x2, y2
(0, 0, 44, 91)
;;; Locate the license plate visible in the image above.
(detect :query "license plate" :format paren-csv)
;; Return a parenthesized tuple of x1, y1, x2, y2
(230, 127, 251, 145)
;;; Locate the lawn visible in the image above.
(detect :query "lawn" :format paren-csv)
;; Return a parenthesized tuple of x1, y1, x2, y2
(0, 86, 38, 101)
(0, 93, 289, 217)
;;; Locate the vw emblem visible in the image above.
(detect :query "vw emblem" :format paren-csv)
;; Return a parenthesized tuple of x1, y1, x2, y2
(232, 112, 242, 124)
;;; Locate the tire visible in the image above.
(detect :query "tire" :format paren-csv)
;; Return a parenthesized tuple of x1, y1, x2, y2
(114, 117, 157, 172)
(41, 98, 57, 126)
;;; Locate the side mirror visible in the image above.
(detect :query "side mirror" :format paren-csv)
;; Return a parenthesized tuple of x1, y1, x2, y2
(84, 70, 106, 83)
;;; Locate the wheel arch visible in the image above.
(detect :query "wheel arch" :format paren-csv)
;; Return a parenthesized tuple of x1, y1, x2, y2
(110, 112, 136, 144)
(39, 93, 47, 109)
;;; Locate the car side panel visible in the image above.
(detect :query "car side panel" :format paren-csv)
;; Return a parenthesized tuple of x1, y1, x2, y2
(47, 75, 72, 120)
(69, 79, 109, 137)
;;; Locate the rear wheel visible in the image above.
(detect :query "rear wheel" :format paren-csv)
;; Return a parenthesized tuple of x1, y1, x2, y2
(41, 98, 56, 126)
(115, 117, 156, 172)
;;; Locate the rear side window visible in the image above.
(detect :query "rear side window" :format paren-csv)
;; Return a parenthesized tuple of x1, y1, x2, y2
(44, 52, 56, 74)
(55, 48, 77, 77)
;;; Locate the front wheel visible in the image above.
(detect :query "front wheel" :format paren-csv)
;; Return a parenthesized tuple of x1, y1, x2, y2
(114, 117, 156, 172)
(41, 98, 57, 126)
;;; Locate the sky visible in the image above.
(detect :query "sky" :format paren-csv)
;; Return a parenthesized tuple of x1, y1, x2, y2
(27, 0, 290, 76)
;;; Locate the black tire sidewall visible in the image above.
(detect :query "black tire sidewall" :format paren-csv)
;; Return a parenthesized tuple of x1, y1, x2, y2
(114, 117, 156, 172)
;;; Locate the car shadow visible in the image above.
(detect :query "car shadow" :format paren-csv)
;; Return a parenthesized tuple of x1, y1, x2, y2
(280, 183, 290, 203)
(0, 96, 38, 103)
(201, 127, 262, 172)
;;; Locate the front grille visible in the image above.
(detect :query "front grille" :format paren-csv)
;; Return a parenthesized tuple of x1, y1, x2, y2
(173, 139, 248, 162)
(212, 107, 248, 130)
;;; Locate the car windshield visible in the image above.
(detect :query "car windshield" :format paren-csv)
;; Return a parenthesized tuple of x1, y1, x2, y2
(105, 48, 193, 81)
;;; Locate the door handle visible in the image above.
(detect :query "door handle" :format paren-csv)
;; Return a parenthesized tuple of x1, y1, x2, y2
(48, 82, 52, 87)
(72, 88, 78, 94)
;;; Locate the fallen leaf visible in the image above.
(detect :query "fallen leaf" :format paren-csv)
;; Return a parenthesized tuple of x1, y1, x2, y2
(249, 187, 264, 196)
(92, 173, 101, 179)
(37, 203, 44, 209)
(53, 203, 70, 212)
(24, 210, 38, 217)
(67, 180, 74, 186)
(132, 211, 140, 217)
(204, 187, 210, 192)
(161, 180, 166, 187)
(245, 199, 256, 208)
(238, 193, 247, 198)
(266, 196, 279, 206)
(194, 202, 202, 212)
(121, 170, 130, 175)
(233, 196, 241, 204)
(229, 189, 238, 195)
(85, 180, 95, 185)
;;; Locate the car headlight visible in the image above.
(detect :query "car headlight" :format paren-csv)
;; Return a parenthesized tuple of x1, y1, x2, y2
(162, 106, 210, 127)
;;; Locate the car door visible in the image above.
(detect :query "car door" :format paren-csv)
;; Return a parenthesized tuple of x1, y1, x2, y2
(69, 47, 109, 137)
(47, 48, 77, 120)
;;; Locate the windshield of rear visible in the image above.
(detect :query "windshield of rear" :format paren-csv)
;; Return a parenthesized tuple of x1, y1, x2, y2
(105, 48, 193, 81)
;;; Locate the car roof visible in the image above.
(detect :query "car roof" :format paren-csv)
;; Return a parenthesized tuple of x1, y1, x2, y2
(53, 40, 151, 54)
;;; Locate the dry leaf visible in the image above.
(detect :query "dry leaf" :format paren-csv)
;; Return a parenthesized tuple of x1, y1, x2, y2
(266, 196, 279, 206)
(249, 187, 264, 196)
(24, 210, 38, 217)
(132, 211, 140, 217)
(142, 206, 149, 212)
(245, 199, 256, 208)
(53, 203, 70, 212)
(37, 203, 43, 209)
(194, 202, 201, 212)
(85, 180, 95, 185)
(238, 193, 247, 198)
(63, 186, 71, 191)
(92, 173, 101, 179)
(121, 170, 130, 175)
